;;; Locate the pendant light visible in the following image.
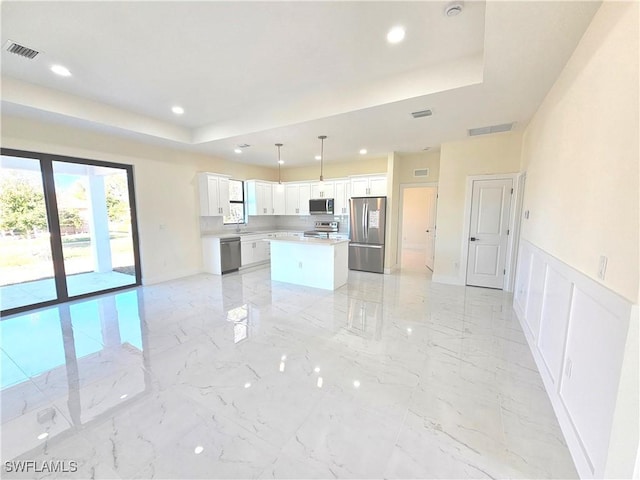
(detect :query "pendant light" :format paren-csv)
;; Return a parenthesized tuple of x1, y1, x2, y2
(275, 143, 285, 192)
(318, 135, 327, 184)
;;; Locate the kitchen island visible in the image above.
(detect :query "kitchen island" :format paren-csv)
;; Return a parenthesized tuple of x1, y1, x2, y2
(267, 237, 349, 290)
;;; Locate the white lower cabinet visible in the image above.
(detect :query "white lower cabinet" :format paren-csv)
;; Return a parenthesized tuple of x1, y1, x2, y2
(240, 240, 255, 267)
(240, 234, 272, 267)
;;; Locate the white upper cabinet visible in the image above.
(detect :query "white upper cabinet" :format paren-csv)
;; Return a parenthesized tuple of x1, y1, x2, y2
(310, 181, 335, 199)
(198, 173, 231, 216)
(285, 183, 311, 215)
(333, 179, 350, 215)
(247, 180, 274, 215)
(349, 174, 387, 197)
(273, 184, 286, 215)
(298, 183, 311, 215)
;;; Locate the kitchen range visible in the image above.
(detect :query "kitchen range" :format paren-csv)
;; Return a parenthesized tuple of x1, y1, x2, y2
(303, 221, 339, 239)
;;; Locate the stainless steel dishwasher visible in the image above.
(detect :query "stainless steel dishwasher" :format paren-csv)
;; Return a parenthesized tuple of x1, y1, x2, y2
(220, 237, 241, 273)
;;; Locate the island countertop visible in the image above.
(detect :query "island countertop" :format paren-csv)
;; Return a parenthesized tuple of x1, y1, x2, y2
(264, 237, 349, 246)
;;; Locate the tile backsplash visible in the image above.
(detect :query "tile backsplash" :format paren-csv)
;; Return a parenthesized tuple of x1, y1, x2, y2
(200, 214, 349, 234)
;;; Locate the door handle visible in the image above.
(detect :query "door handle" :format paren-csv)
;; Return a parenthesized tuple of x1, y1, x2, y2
(470, 237, 477, 241)
(426, 230, 430, 233)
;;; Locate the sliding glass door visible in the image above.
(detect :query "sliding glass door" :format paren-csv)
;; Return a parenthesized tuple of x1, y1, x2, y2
(52, 162, 137, 297)
(0, 155, 57, 310)
(0, 150, 141, 316)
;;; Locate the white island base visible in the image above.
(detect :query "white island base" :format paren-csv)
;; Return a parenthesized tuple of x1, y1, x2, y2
(268, 237, 349, 290)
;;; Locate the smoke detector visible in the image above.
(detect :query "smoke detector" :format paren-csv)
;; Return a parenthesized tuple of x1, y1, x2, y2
(444, 2, 464, 17)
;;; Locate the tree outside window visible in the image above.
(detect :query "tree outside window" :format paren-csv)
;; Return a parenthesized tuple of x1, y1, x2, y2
(224, 180, 245, 224)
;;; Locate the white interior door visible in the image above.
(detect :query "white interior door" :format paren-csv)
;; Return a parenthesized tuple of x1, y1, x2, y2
(424, 187, 437, 270)
(466, 178, 512, 289)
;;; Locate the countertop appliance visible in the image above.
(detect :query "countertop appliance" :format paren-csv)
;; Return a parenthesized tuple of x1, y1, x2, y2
(349, 197, 386, 273)
(309, 198, 334, 215)
(220, 236, 241, 273)
(304, 221, 339, 239)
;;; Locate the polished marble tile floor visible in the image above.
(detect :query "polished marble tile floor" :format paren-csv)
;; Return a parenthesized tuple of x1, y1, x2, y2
(0, 267, 577, 479)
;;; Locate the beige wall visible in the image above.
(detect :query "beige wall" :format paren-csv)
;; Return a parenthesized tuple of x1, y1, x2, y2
(397, 150, 440, 183)
(280, 156, 387, 182)
(520, 1, 638, 304)
(1, 116, 277, 284)
(433, 131, 523, 283)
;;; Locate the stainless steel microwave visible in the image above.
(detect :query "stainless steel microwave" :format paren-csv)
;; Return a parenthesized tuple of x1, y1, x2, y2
(309, 198, 334, 215)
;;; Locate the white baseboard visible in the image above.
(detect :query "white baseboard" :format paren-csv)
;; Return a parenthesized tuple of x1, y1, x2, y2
(384, 264, 399, 275)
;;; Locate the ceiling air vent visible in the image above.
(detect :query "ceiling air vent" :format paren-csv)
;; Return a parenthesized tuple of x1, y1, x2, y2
(468, 122, 515, 136)
(414, 168, 430, 177)
(4, 40, 40, 59)
(411, 109, 432, 119)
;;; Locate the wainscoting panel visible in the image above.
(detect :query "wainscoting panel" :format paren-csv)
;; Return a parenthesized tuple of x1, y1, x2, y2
(538, 268, 573, 385)
(513, 240, 633, 479)
(525, 254, 547, 342)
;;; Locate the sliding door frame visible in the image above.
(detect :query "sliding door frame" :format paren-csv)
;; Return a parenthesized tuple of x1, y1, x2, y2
(1, 148, 142, 317)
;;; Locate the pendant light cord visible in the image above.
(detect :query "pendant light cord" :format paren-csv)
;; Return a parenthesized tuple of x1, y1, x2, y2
(318, 135, 327, 182)
(276, 143, 283, 184)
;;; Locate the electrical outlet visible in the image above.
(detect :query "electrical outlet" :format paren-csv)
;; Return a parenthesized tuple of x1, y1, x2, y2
(298, 261, 303, 269)
(598, 255, 608, 280)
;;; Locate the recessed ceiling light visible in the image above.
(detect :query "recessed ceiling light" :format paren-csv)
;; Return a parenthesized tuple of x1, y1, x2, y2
(315, 155, 321, 161)
(194, 446, 204, 455)
(234, 148, 242, 154)
(359, 149, 367, 155)
(171, 106, 184, 115)
(50, 64, 71, 77)
(386, 26, 405, 44)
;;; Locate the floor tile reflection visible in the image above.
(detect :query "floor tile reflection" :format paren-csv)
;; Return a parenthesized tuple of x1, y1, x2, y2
(1, 267, 577, 479)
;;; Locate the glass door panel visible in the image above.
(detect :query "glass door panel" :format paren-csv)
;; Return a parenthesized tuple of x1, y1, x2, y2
(52, 162, 136, 297)
(0, 156, 56, 310)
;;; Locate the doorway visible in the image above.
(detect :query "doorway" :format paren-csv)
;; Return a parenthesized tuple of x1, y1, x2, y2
(0, 149, 141, 316)
(399, 185, 438, 272)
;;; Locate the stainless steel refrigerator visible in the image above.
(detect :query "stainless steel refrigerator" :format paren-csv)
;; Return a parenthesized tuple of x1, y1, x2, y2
(349, 196, 387, 273)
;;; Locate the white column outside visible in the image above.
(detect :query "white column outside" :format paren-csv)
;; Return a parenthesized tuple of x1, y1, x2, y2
(87, 171, 112, 273)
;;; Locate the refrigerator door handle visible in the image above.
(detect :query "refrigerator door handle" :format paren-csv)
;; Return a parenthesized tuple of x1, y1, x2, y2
(350, 243, 383, 249)
(361, 202, 367, 240)
(364, 203, 369, 241)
